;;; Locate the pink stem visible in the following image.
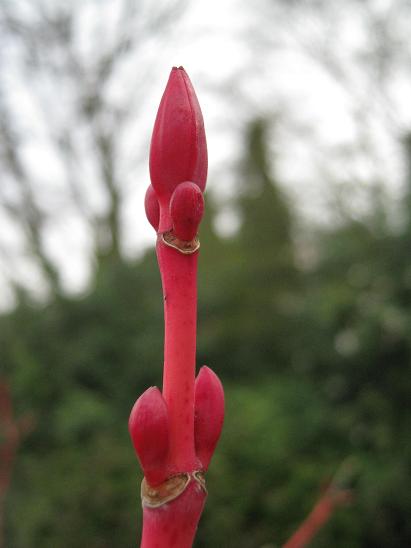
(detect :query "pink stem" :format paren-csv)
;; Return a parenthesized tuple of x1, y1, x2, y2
(141, 482, 206, 548)
(157, 241, 199, 474)
(129, 67, 224, 548)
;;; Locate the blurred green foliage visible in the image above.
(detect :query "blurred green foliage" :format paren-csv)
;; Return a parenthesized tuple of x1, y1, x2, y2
(1, 119, 411, 547)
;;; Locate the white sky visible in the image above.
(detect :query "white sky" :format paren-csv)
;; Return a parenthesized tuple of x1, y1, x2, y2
(0, 0, 410, 309)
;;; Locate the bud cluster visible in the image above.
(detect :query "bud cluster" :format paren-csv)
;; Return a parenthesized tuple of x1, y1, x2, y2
(129, 366, 224, 486)
(144, 67, 207, 243)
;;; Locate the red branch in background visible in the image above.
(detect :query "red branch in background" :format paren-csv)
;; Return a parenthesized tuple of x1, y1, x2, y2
(283, 460, 357, 548)
(0, 379, 33, 548)
(128, 67, 224, 548)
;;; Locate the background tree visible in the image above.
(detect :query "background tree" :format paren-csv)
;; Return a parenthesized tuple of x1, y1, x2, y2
(228, 0, 411, 233)
(0, 0, 187, 300)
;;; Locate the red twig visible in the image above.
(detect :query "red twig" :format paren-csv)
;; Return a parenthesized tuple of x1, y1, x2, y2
(128, 67, 224, 547)
(283, 490, 351, 548)
(283, 461, 357, 548)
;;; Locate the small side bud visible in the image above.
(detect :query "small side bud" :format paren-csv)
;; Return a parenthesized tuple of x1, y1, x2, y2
(170, 182, 204, 241)
(144, 185, 160, 232)
(194, 366, 224, 471)
(129, 387, 169, 486)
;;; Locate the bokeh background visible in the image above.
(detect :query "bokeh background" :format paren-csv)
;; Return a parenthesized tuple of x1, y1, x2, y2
(1, 0, 411, 546)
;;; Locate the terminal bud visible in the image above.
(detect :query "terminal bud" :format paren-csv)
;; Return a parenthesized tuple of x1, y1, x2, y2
(149, 67, 207, 232)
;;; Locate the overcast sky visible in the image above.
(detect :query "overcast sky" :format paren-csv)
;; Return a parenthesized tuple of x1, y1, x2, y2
(0, 0, 409, 309)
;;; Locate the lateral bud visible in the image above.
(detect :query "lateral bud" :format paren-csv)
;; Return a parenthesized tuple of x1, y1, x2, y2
(170, 181, 204, 242)
(194, 366, 225, 470)
(129, 387, 169, 486)
(144, 185, 160, 232)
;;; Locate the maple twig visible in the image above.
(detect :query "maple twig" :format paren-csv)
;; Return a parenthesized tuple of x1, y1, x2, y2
(128, 68, 224, 547)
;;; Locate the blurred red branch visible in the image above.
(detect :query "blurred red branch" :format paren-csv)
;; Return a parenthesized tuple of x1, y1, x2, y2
(0, 378, 34, 548)
(283, 490, 351, 548)
(283, 460, 357, 548)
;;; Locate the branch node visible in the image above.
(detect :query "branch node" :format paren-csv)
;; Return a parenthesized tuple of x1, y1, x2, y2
(141, 471, 207, 508)
(160, 231, 200, 254)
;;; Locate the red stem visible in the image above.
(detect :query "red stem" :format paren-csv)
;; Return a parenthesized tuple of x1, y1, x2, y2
(157, 241, 199, 474)
(141, 482, 206, 548)
(129, 67, 224, 548)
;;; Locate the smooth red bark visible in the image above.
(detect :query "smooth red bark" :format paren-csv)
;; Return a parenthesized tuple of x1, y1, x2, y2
(141, 481, 206, 548)
(157, 241, 200, 474)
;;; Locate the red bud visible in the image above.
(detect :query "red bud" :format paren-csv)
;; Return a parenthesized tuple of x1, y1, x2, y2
(149, 67, 208, 206)
(194, 367, 224, 470)
(170, 182, 204, 241)
(129, 387, 169, 486)
(144, 185, 160, 232)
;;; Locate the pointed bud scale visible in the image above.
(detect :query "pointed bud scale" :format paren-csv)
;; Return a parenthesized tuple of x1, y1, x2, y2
(170, 181, 204, 241)
(149, 67, 207, 233)
(194, 366, 224, 471)
(144, 185, 160, 232)
(129, 387, 169, 486)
